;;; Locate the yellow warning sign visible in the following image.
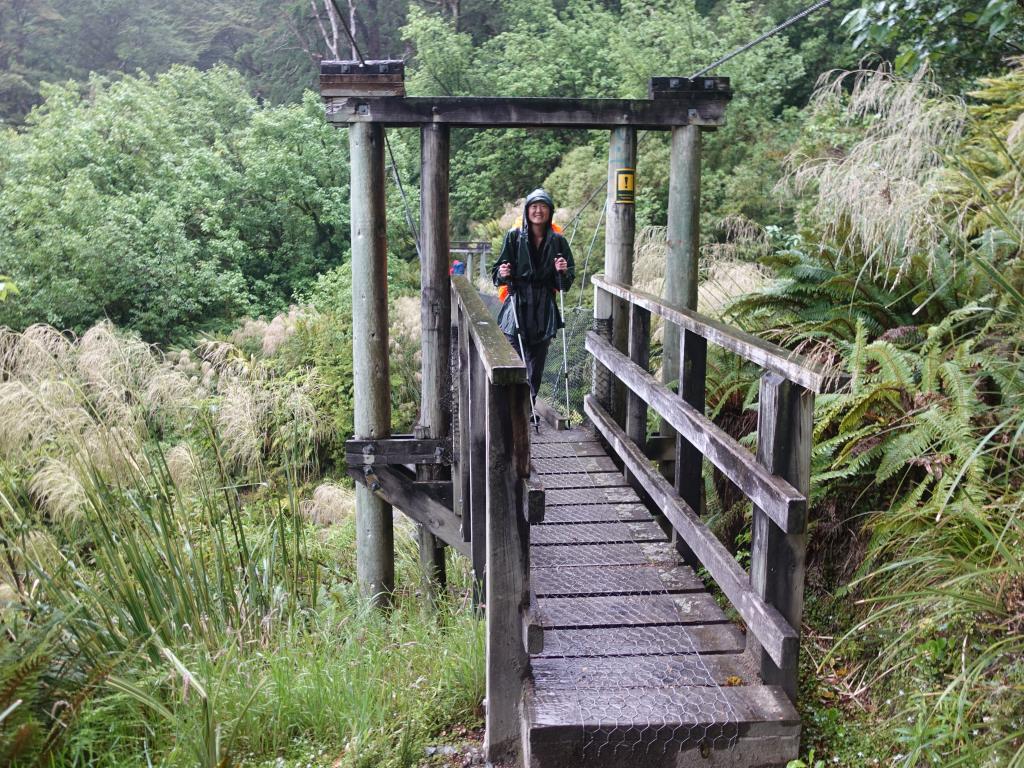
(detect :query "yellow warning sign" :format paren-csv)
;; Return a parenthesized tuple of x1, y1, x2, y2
(615, 168, 635, 204)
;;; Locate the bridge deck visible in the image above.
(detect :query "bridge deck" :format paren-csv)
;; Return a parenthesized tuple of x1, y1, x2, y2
(523, 422, 800, 768)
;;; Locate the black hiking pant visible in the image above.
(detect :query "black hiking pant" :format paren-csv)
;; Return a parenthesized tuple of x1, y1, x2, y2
(505, 333, 550, 400)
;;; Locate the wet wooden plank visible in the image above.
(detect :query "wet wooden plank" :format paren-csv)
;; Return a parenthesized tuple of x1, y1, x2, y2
(530, 521, 667, 546)
(545, 486, 640, 506)
(531, 543, 649, 568)
(532, 538, 681, 569)
(532, 425, 598, 443)
(538, 623, 745, 657)
(531, 564, 703, 596)
(540, 503, 652, 524)
(640, 540, 694, 564)
(531, 653, 756, 689)
(531, 441, 607, 458)
(534, 471, 626, 490)
(525, 685, 800, 768)
(527, 731, 800, 768)
(537, 593, 727, 628)
(532, 455, 618, 474)
(528, 684, 799, 730)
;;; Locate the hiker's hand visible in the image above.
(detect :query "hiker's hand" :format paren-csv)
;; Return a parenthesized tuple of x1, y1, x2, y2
(498, 263, 511, 279)
(554, 257, 568, 273)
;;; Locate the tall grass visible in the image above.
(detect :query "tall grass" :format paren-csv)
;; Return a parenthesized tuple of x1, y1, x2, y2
(0, 322, 484, 766)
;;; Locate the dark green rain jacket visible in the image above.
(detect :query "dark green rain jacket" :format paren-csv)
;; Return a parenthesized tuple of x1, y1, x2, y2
(491, 218, 576, 346)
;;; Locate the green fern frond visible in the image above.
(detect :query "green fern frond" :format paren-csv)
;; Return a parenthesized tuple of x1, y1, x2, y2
(837, 385, 903, 435)
(850, 319, 870, 393)
(937, 359, 977, 420)
(876, 410, 941, 484)
(837, 439, 889, 478)
(920, 343, 942, 392)
(863, 339, 917, 389)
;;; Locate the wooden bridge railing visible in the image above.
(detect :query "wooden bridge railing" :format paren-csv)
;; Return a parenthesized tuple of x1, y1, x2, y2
(450, 274, 542, 762)
(586, 274, 829, 701)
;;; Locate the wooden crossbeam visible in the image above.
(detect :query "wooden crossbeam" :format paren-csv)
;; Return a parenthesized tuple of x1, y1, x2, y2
(450, 240, 491, 253)
(319, 60, 405, 97)
(649, 75, 731, 98)
(345, 435, 448, 465)
(323, 95, 731, 128)
(533, 398, 569, 431)
(347, 463, 469, 558)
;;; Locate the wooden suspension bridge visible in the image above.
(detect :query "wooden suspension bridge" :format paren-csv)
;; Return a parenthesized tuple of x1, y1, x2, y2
(327, 61, 831, 767)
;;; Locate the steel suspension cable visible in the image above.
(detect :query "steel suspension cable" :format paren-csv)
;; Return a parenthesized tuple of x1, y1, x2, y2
(385, 135, 422, 260)
(327, 0, 367, 65)
(575, 202, 607, 307)
(688, 0, 833, 78)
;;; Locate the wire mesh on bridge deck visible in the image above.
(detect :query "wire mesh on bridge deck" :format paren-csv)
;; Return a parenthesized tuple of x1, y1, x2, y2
(532, 429, 742, 761)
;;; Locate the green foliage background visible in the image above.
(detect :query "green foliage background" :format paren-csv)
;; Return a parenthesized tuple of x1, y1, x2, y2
(0, 68, 349, 340)
(1, 0, 1024, 766)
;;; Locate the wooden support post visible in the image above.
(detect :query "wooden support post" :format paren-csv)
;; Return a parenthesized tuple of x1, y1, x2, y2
(469, 338, 488, 606)
(604, 126, 637, 426)
(415, 424, 447, 601)
(625, 302, 651, 499)
(674, 329, 707, 564)
(592, 286, 614, 411)
(748, 372, 813, 702)
(662, 125, 702, 484)
(664, 125, 702, 378)
(350, 122, 394, 605)
(454, 301, 484, 605)
(484, 381, 531, 764)
(416, 123, 451, 602)
(454, 307, 467, 529)
(625, 303, 650, 449)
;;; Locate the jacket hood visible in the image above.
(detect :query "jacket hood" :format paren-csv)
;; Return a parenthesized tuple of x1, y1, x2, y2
(522, 188, 555, 232)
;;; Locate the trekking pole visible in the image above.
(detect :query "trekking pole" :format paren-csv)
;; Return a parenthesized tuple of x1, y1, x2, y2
(508, 282, 540, 433)
(556, 271, 571, 425)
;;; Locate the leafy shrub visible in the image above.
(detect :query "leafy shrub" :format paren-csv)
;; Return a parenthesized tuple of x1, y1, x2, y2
(0, 68, 349, 342)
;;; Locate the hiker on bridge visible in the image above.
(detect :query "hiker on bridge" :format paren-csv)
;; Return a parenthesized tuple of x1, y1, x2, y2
(492, 188, 576, 399)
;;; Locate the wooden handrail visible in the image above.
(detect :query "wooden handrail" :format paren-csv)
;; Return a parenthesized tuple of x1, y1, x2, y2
(586, 330, 807, 534)
(585, 395, 798, 670)
(591, 274, 831, 393)
(451, 275, 525, 385)
(589, 274, 816, 702)
(451, 276, 534, 763)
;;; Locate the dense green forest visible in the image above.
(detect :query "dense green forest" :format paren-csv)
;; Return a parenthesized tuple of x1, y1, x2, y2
(1, 0, 1023, 766)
